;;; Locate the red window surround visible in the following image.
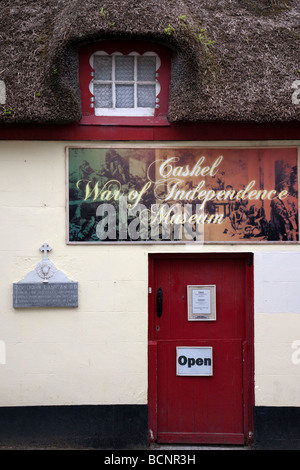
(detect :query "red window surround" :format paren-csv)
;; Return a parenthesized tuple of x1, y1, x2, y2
(79, 40, 171, 126)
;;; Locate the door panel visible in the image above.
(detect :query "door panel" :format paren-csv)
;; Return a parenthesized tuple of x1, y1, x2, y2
(157, 340, 244, 444)
(148, 254, 253, 445)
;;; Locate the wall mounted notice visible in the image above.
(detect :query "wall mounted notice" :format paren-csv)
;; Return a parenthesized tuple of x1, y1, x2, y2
(67, 146, 298, 244)
(13, 243, 78, 308)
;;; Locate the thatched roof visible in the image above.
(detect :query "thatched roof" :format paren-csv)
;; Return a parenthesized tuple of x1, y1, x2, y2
(0, 0, 299, 124)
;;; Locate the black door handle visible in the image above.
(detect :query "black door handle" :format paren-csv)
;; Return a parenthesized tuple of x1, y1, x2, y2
(157, 287, 163, 318)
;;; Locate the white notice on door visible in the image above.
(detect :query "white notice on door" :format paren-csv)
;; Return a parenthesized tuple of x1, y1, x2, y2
(176, 347, 213, 376)
(192, 289, 211, 314)
(187, 285, 216, 321)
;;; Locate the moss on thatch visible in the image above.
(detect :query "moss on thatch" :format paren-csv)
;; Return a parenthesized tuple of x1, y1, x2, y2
(0, 0, 299, 124)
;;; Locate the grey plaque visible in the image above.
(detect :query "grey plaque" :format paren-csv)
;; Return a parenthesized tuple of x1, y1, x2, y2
(13, 282, 78, 308)
(13, 243, 78, 308)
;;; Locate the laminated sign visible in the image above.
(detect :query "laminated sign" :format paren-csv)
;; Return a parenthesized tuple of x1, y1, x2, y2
(176, 347, 213, 376)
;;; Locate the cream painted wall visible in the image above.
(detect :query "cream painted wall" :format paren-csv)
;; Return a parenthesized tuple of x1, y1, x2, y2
(0, 141, 300, 408)
(254, 252, 300, 407)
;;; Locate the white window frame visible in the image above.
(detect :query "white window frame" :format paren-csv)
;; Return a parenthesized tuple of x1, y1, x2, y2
(89, 51, 161, 117)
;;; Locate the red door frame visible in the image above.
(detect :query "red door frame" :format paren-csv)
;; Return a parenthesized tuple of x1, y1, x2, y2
(148, 252, 254, 445)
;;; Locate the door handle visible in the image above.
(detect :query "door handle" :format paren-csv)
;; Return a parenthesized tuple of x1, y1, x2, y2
(157, 287, 163, 318)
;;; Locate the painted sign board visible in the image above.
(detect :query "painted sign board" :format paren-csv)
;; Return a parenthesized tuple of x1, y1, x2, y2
(67, 147, 298, 244)
(176, 347, 213, 376)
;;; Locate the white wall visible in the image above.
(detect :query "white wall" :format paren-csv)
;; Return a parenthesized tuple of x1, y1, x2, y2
(0, 141, 300, 407)
(254, 252, 300, 406)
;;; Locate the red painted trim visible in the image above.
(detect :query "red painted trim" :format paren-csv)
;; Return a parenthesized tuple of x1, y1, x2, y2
(244, 253, 255, 444)
(147, 341, 158, 444)
(148, 253, 255, 445)
(79, 40, 171, 126)
(0, 121, 299, 141)
(79, 115, 170, 127)
(147, 257, 157, 444)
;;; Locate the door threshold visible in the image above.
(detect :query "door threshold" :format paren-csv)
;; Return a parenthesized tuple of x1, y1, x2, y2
(150, 443, 250, 450)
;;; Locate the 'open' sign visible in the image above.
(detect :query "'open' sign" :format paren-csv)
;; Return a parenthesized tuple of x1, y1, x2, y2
(176, 347, 213, 376)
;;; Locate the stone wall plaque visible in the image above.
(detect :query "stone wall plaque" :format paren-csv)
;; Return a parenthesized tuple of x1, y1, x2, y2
(13, 283, 78, 308)
(13, 243, 78, 308)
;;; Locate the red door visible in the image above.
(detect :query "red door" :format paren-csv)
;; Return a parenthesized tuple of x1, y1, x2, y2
(148, 254, 254, 445)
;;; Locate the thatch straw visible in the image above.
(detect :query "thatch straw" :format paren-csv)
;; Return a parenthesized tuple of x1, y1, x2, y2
(0, 0, 299, 124)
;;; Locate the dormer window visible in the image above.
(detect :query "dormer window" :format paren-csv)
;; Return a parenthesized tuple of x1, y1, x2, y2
(79, 41, 171, 125)
(91, 52, 160, 117)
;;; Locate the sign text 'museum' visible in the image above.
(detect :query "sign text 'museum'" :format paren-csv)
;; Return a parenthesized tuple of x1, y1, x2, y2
(68, 147, 298, 243)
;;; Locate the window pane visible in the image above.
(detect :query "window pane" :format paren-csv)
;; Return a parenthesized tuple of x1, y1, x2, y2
(137, 85, 156, 107)
(93, 56, 112, 80)
(115, 56, 134, 81)
(94, 84, 112, 108)
(116, 85, 134, 108)
(137, 56, 156, 81)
